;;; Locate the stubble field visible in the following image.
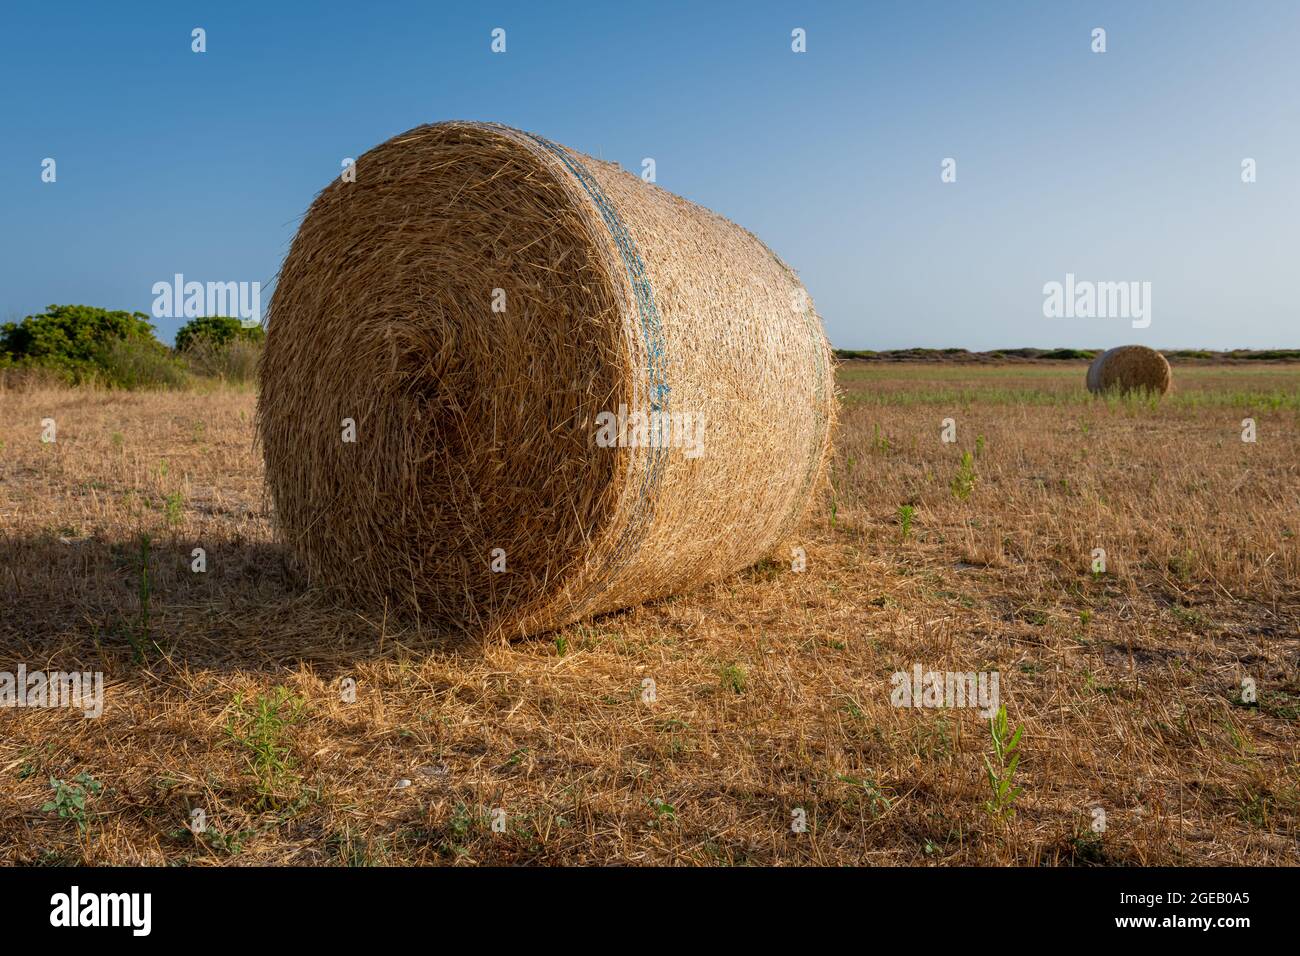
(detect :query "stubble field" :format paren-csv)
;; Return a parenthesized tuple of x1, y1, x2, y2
(1, 361, 1297, 865)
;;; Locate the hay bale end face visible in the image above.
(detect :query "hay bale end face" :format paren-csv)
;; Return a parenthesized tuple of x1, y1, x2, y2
(1086, 345, 1171, 395)
(258, 121, 836, 639)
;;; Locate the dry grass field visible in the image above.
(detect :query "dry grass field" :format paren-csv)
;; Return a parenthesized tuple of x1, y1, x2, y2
(1, 362, 1297, 866)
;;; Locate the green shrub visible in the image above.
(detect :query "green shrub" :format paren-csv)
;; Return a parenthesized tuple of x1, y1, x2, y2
(174, 315, 264, 353)
(1041, 348, 1097, 360)
(182, 336, 262, 383)
(99, 337, 189, 389)
(0, 304, 177, 386)
(1242, 349, 1300, 362)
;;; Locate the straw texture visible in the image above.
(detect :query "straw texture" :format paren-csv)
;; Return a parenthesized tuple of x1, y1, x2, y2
(1086, 345, 1172, 395)
(257, 121, 836, 639)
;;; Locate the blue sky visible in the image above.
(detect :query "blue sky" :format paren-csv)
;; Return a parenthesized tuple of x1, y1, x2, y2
(2, 0, 1296, 349)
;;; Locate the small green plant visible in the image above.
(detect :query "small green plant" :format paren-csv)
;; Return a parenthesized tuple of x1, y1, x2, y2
(446, 803, 479, 846)
(872, 423, 891, 453)
(1079, 609, 1092, 628)
(897, 504, 916, 538)
(201, 825, 258, 858)
(42, 772, 103, 832)
(554, 634, 568, 656)
(164, 491, 183, 525)
(224, 687, 305, 810)
(1069, 828, 1106, 864)
(720, 663, 747, 694)
(647, 797, 677, 824)
(1221, 714, 1250, 757)
(916, 715, 954, 761)
(328, 825, 388, 866)
(1258, 690, 1300, 720)
(126, 533, 163, 662)
(838, 774, 893, 818)
(975, 434, 986, 457)
(983, 705, 1023, 818)
(1167, 551, 1195, 582)
(137, 533, 151, 632)
(951, 451, 976, 500)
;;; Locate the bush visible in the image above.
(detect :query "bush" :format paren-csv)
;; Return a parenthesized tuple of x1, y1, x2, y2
(0, 353, 67, 392)
(175, 315, 265, 353)
(0, 304, 178, 386)
(1041, 348, 1097, 360)
(0, 306, 167, 382)
(99, 337, 190, 389)
(182, 336, 262, 383)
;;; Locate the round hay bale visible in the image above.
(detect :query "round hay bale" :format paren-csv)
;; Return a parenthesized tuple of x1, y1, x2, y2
(258, 121, 836, 639)
(1085, 345, 1171, 395)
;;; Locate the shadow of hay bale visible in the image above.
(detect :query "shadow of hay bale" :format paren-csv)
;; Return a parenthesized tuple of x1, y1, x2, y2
(1, 528, 713, 673)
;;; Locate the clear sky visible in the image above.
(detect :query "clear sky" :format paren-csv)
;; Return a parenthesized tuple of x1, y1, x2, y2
(2, 0, 1296, 349)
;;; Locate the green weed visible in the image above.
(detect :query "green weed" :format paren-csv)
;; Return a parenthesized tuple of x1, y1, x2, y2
(224, 687, 305, 810)
(951, 451, 976, 500)
(898, 504, 916, 537)
(42, 772, 103, 832)
(983, 705, 1023, 817)
(720, 663, 747, 694)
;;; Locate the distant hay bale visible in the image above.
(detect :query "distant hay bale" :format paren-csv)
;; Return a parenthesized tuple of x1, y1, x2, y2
(257, 121, 836, 639)
(1086, 345, 1171, 395)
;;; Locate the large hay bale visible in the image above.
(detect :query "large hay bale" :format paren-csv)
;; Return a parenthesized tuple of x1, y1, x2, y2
(258, 121, 836, 639)
(1085, 345, 1171, 395)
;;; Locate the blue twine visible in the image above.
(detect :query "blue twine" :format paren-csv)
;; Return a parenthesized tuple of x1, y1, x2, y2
(512, 128, 671, 595)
